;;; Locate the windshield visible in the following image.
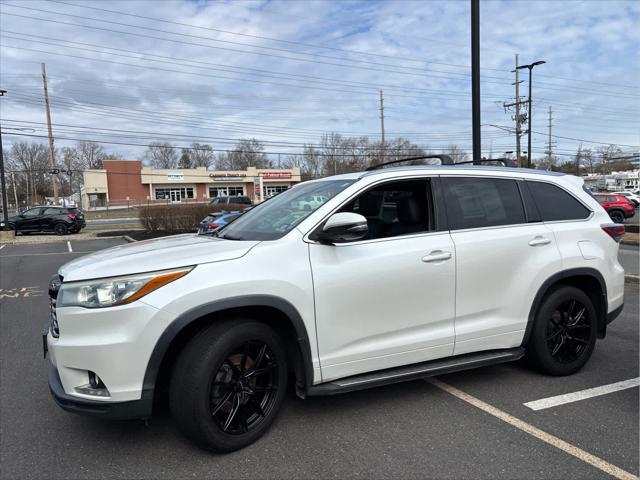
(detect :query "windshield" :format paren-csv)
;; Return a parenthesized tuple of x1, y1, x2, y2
(219, 179, 355, 241)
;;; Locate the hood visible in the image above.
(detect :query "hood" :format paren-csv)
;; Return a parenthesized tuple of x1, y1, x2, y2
(59, 234, 260, 281)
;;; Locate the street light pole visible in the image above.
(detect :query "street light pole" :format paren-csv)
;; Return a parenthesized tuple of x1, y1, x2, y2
(517, 60, 546, 168)
(0, 89, 9, 227)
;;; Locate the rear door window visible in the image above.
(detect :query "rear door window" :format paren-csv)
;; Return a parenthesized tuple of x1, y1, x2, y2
(442, 177, 525, 230)
(528, 181, 591, 221)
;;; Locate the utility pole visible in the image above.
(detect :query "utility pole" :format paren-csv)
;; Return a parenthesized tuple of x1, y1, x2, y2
(514, 55, 522, 166)
(546, 106, 553, 169)
(504, 54, 526, 167)
(11, 171, 19, 210)
(0, 89, 9, 226)
(471, 0, 481, 163)
(379, 90, 385, 164)
(41, 63, 59, 203)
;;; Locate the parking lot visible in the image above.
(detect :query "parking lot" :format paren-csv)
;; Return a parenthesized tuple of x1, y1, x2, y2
(0, 238, 638, 479)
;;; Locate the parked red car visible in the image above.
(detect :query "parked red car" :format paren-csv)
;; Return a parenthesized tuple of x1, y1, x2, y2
(594, 193, 635, 223)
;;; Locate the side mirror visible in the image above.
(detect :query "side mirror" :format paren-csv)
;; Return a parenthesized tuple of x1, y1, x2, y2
(316, 212, 368, 244)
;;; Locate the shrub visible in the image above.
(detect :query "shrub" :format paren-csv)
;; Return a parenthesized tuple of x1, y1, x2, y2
(139, 203, 247, 233)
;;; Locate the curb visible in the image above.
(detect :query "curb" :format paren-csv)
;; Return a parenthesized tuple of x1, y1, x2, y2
(0, 234, 126, 245)
(625, 274, 639, 284)
(621, 240, 639, 247)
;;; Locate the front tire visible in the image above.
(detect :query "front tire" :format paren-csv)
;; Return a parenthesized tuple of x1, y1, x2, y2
(527, 285, 597, 376)
(169, 319, 288, 453)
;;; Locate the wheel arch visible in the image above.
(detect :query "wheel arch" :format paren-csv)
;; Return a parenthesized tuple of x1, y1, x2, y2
(523, 267, 607, 346)
(142, 295, 314, 409)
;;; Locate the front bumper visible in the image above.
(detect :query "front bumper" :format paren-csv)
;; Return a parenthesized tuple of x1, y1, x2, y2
(48, 362, 152, 419)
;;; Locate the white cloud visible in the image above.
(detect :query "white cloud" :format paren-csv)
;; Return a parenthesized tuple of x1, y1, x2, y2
(0, 0, 637, 162)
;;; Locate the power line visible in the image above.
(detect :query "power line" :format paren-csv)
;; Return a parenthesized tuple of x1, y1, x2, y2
(45, 0, 640, 91)
(0, 6, 508, 84)
(2, 5, 638, 100)
(0, 32, 481, 98)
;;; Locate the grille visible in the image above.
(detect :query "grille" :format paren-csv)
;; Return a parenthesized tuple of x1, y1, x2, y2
(49, 274, 62, 338)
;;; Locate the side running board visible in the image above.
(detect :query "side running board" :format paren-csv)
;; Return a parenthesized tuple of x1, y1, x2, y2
(306, 347, 525, 396)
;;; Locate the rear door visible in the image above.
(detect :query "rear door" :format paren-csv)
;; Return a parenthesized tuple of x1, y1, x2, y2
(42, 207, 63, 231)
(442, 176, 562, 356)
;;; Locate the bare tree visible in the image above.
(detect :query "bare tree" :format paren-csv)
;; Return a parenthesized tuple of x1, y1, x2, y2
(143, 142, 179, 169)
(178, 149, 192, 169)
(9, 141, 50, 205)
(217, 139, 271, 170)
(596, 144, 624, 175)
(577, 146, 596, 174)
(189, 143, 214, 168)
(283, 144, 323, 180)
(443, 144, 468, 164)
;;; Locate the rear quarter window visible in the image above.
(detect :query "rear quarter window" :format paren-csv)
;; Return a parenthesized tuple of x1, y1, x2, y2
(527, 181, 590, 221)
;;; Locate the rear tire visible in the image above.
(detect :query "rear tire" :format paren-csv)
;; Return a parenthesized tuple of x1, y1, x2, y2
(527, 285, 597, 376)
(609, 210, 625, 223)
(169, 319, 288, 453)
(54, 223, 69, 235)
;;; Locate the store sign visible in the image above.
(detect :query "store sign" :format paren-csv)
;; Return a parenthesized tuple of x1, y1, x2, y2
(209, 173, 245, 182)
(262, 171, 292, 179)
(167, 173, 184, 181)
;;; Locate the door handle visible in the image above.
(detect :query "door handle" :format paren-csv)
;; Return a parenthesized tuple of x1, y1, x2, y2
(422, 250, 452, 263)
(529, 236, 551, 247)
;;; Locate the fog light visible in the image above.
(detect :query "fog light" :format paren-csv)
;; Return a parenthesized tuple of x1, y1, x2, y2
(88, 371, 103, 389)
(75, 371, 110, 397)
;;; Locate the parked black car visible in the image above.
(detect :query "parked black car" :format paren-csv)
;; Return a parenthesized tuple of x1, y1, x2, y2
(1, 206, 86, 235)
(209, 195, 252, 206)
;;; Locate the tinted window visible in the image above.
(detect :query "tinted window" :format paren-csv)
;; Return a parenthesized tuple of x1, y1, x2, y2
(339, 179, 433, 240)
(443, 177, 525, 230)
(528, 181, 591, 221)
(43, 208, 62, 215)
(22, 208, 42, 217)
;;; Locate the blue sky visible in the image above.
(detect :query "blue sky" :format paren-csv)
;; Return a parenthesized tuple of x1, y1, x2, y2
(1, 0, 638, 163)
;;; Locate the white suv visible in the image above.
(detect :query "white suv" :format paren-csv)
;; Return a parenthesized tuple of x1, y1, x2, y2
(45, 165, 625, 452)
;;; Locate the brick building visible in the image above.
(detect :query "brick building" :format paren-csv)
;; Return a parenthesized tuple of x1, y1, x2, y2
(81, 160, 301, 209)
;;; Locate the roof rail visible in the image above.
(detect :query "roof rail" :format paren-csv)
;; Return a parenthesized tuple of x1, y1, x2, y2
(454, 158, 513, 167)
(365, 154, 454, 171)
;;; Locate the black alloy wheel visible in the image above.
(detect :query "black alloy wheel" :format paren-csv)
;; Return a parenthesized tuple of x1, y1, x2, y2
(209, 341, 279, 435)
(54, 223, 69, 235)
(609, 210, 625, 223)
(170, 319, 288, 453)
(527, 285, 597, 376)
(546, 299, 590, 363)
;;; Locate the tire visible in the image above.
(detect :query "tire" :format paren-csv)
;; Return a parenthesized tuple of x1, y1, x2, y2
(609, 210, 625, 223)
(54, 223, 69, 235)
(169, 319, 288, 453)
(527, 285, 597, 376)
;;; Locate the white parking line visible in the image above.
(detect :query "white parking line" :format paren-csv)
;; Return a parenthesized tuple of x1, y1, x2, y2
(0, 244, 6, 251)
(524, 378, 640, 411)
(67, 241, 72, 253)
(427, 378, 638, 480)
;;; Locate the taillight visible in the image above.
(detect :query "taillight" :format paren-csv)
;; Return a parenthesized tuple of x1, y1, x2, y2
(66, 213, 77, 218)
(207, 223, 220, 230)
(601, 223, 625, 242)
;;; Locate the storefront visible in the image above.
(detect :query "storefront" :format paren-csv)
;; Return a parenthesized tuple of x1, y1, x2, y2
(82, 161, 301, 208)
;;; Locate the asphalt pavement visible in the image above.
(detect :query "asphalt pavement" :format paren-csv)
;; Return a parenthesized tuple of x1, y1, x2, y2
(0, 239, 638, 479)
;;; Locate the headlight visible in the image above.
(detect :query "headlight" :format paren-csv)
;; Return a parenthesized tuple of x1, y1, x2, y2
(57, 267, 193, 308)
